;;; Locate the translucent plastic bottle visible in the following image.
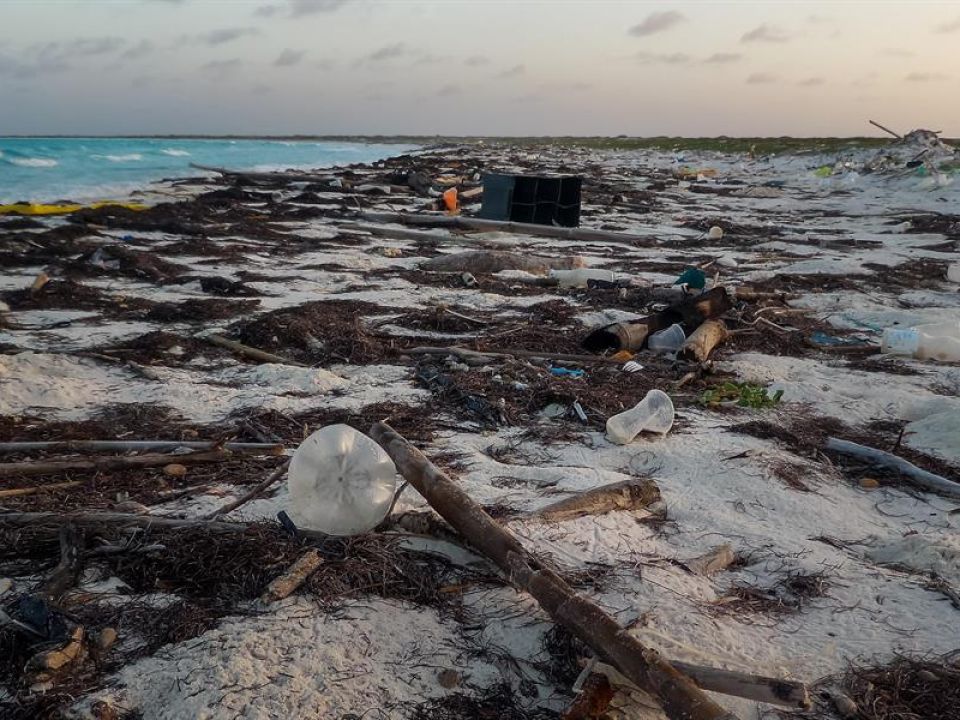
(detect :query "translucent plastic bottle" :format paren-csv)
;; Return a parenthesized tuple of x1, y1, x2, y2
(647, 324, 686, 354)
(287, 424, 398, 536)
(606, 389, 676, 444)
(550, 268, 616, 288)
(881, 322, 960, 362)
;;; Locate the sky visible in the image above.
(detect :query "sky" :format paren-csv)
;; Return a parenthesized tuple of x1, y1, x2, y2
(1, 0, 958, 137)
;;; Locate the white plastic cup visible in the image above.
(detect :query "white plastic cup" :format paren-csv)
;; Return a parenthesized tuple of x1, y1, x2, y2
(647, 323, 686, 354)
(606, 389, 676, 445)
(287, 424, 398, 536)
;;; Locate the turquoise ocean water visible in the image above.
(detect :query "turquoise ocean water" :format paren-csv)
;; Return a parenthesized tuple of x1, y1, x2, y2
(0, 138, 415, 204)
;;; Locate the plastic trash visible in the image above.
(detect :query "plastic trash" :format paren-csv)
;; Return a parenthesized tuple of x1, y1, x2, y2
(708, 226, 724, 240)
(287, 424, 398, 536)
(622, 360, 644, 373)
(881, 322, 960, 362)
(647, 323, 686, 354)
(549, 367, 585, 379)
(948, 263, 960, 283)
(674, 267, 706, 290)
(550, 268, 616, 289)
(442, 187, 459, 213)
(606, 389, 675, 444)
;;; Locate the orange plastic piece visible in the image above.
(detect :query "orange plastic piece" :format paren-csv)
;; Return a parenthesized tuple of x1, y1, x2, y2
(442, 187, 459, 214)
(610, 350, 635, 362)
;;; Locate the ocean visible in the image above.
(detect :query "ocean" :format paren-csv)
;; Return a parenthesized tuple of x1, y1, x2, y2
(0, 137, 416, 204)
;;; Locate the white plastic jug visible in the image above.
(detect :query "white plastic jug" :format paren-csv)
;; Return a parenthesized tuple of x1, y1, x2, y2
(550, 268, 616, 289)
(606, 389, 675, 444)
(881, 322, 960, 362)
(287, 424, 398, 536)
(647, 324, 686, 354)
(948, 263, 960, 283)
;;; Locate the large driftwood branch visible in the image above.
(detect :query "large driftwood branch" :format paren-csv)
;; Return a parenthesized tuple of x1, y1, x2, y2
(528, 479, 661, 523)
(825, 437, 960, 498)
(359, 211, 661, 247)
(0, 449, 265, 480)
(368, 422, 737, 720)
(0, 440, 282, 455)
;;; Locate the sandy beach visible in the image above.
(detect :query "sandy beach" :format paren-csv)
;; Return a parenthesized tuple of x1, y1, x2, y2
(1, 138, 959, 720)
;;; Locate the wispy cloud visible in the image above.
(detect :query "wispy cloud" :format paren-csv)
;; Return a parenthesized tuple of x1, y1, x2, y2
(437, 84, 461, 97)
(635, 51, 691, 65)
(746, 72, 778, 84)
(879, 48, 915, 58)
(361, 43, 408, 63)
(256, 0, 350, 18)
(200, 27, 258, 46)
(702, 52, 742, 64)
(464, 55, 490, 67)
(797, 77, 825, 87)
(935, 16, 960, 33)
(497, 64, 525, 78)
(628, 10, 686, 37)
(121, 40, 155, 60)
(741, 24, 790, 43)
(201, 58, 242, 74)
(0, 37, 127, 77)
(905, 71, 948, 82)
(274, 48, 305, 66)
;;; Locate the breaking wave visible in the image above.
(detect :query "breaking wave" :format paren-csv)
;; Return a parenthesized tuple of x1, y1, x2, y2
(92, 153, 144, 162)
(161, 149, 191, 157)
(7, 157, 59, 168)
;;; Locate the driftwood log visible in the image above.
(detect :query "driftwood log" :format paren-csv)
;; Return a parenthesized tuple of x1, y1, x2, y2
(0, 448, 264, 480)
(359, 211, 661, 247)
(825, 437, 960, 498)
(368, 422, 738, 720)
(528, 478, 661, 523)
(679, 320, 729, 363)
(421, 250, 584, 276)
(0, 440, 282, 455)
(260, 549, 324, 603)
(203, 333, 304, 366)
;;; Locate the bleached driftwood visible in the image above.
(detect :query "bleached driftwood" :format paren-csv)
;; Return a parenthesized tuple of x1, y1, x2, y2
(0, 440, 282, 455)
(260, 549, 324, 603)
(683, 544, 737, 576)
(203, 333, 304, 366)
(359, 211, 662, 247)
(421, 250, 584, 276)
(825, 437, 960, 498)
(0, 481, 84, 498)
(368, 422, 738, 720)
(0, 449, 257, 479)
(528, 478, 661, 523)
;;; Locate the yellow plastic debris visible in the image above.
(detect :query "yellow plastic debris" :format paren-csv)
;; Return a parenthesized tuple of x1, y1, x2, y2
(0, 201, 148, 216)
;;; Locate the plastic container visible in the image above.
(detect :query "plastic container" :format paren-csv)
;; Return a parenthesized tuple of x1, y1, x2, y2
(287, 424, 398, 536)
(948, 263, 960, 283)
(550, 268, 616, 289)
(708, 226, 724, 240)
(647, 323, 686, 354)
(881, 322, 960, 362)
(606, 389, 675, 444)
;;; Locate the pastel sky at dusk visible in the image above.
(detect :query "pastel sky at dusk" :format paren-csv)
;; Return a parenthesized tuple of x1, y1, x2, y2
(1, 0, 959, 136)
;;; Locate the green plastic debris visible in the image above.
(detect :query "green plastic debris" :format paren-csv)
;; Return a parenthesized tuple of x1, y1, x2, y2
(674, 267, 706, 290)
(700, 382, 784, 409)
(814, 165, 833, 178)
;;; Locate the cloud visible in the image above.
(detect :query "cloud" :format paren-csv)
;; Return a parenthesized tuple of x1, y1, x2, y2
(121, 40, 155, 60)
(635, 51, 691, 65)
(274, 48, 305, 66)
(0, 36, 126, 77)
(746, 72, 778, 84)
(464, 55, 490, 67)
(628, 10, 685, 37)
(702, 52, 742, 64)
(880, 48, 915, 58)
(905, 71, 948, 82)
(201, 58, 242, 74)
(201, 27, 258, 46)
(497, 64, 525, 78)
(436, 84, 461, 97)
(935, 17, 960, 33)
(741, 24, 790, 43)
(256, 0, 349, 18)
(806, 14, 832, 24)
(797, 77, 825, 87)
(362, 43, 408, 63)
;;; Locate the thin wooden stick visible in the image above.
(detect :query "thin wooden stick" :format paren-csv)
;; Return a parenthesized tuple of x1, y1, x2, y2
(205, 459, 290, 520)
(368, 422, 738, 720)
(0, 440, 283, 455)
(869, 119, 902, 139)
(409, 345, 620, 365)
(825, 437, 960, 498)
(203, 333, 304, 366)
(0, 480, 84, 498)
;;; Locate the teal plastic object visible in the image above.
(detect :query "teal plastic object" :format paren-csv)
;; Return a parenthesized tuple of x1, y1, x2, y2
(674, 267, 706, 290)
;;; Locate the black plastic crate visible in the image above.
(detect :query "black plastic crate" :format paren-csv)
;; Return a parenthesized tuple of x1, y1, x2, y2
(478, 173, 582, 227)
